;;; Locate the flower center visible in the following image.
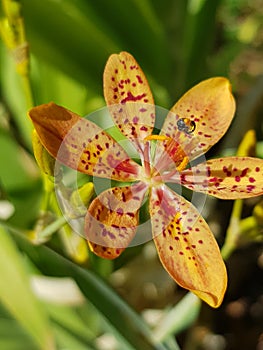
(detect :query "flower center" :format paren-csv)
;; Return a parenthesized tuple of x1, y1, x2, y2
(142, 134, 189, 184)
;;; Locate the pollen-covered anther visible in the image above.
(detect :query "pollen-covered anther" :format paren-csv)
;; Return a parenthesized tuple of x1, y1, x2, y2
(145, 134, 189, 172)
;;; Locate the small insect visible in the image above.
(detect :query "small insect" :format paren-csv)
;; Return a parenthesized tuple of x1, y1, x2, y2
(177, 118, 196, 134)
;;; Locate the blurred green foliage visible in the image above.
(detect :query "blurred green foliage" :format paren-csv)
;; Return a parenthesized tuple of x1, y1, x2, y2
(0, 0, 262, 349)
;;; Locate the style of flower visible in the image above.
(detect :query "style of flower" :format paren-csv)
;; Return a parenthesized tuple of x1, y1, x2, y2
(29, 52, 263, 308)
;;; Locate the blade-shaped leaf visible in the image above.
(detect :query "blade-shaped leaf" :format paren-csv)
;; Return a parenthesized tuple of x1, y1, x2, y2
(0, 226, 55, 350)
(10, 229, 166, 350)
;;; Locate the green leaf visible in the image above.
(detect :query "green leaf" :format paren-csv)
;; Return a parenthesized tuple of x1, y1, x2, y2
(175, 0, 223, 95)
(0, 48, 33, 150)
(0, 316, 39, 350)
(20, 0, 170, 93)
(0, 130, 38, 192)
(0, 226, 55, 350)
(153, 293, 201, 341)
(20, 0, 120, 92)
(11, 230, 166, 350)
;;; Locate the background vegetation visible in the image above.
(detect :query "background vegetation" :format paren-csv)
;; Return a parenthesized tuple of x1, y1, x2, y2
(0, 0, 263, 349)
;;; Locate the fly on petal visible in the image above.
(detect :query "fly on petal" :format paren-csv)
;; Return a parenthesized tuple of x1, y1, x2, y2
(177, 157, 263, 199)
(159, 78, 236, 161)
(85, 182, 148, 259)
(29, 102, 141, 181)
(149, 185, 227, 308)
(104, 52, 155, 154)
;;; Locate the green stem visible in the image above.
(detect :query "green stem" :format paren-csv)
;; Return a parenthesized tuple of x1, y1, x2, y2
(21, 73, 34, 110)
(37, 215, 68, 240)
(221, 199, 243, 260)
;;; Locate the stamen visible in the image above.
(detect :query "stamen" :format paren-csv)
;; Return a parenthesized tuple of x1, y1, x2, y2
(176, 156, 189, 172)
(144, 135, 170, 142)
(144, 134, 189, 175)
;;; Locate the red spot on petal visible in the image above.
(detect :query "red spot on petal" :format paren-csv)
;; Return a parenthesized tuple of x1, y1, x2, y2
(247, 185, 255, 192)
(241, 168, 249, 177)
(136, 75, 143, 84)
(121, 92, 146, 104)
(223, 166, 231, 177)
(249, 177, 255, 183)
(235, 176, 241, 182)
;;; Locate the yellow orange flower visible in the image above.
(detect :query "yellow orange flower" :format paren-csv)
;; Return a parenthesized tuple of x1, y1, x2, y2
(29, 52, 263, 308)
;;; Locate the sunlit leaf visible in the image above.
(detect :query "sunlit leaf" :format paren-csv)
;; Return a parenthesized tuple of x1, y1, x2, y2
(11, 230, 165, 350)
(0, 226, 55, 349)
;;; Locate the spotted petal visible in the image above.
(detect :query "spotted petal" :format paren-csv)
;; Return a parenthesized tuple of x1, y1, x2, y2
(149, 185, 227, 308)
(29, 102, 141, 181)
(159, 78, 236, 161)
(175, 157, 263, 199)
(85, 182, 147, 259)
(104, 52, 155, 153)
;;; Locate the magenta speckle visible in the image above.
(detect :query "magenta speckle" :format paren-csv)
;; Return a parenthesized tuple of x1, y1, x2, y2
(247, 185, 255, 192)
(136, 75, 143, 84)
(121, 91, 146, 104)
(241, 168, 249, 177)
(223, 166, 231, 177)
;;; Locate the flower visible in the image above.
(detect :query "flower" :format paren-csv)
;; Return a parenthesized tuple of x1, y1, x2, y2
(29, 52, 263, 308)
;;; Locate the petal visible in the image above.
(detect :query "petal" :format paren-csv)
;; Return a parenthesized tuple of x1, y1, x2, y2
(177, 157, 263, 199)
(85, 182, 148, 259)
(29, 102, 141, 181)
(160, 78, 236, 160)
(149, 185, 227, 308)
(104, 52, 155, 152)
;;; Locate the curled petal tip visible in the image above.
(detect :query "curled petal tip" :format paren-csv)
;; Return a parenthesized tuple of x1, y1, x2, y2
(150, 186, 228, 308)
(192, 267, 227, 308)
